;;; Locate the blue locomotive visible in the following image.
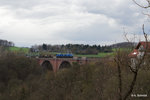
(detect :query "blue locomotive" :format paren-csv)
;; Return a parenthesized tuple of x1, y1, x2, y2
(56, 54, 73, 58)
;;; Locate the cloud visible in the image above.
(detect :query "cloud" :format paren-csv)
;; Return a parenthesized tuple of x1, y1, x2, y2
(0, 0, 149, 47)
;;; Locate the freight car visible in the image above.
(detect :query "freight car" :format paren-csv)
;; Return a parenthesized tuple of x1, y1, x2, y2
(56, 54, 73, 58)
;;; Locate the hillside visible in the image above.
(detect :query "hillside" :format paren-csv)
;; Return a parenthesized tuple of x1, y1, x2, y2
(8, 47, 29, 54)
(110, 42, 137, 48)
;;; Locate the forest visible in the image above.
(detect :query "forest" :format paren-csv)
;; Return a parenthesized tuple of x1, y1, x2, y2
(30, 43, 113, 55)
(0, 45, 150, 100)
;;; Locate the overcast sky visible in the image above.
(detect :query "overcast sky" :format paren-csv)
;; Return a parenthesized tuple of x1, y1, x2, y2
(0, 0, 149, 47)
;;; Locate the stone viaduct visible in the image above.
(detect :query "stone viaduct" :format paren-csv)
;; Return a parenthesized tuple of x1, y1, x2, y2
(38, 57, 100, 72)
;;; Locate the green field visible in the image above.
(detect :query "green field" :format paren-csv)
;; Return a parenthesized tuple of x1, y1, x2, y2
(8, 47, 29, 54)
(75, 48, 132, 58)
(8, 47, 118, 58)
(75, 52, 114, 58)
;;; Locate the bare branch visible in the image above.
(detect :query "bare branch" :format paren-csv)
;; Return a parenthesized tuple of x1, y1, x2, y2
(142, 11, 150, 17)
(143, 24, 148, 42)
(128, 65, 136, 73)
(123, 72, 137, 100)
(114, 57, 122, 100)
(133, 0, 150, 8)
(124, 33, 130, 43)
(123, 28, 130, 43)
(123, 24, 148, 100)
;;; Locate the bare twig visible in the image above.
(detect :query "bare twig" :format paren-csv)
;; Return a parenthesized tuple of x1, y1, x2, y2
(128, 65, 136, 73)
(133, 0, 150, 8)
(124, 33, 130, 43)
(142, 11, 150, 17)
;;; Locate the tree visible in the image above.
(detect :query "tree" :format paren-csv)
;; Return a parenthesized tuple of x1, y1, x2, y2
(42, 43, 47, 51)
(113, 1, 150, 99)
(114, 31, 148, 100)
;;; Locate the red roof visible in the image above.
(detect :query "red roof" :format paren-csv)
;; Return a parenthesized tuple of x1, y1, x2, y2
(129, 49, 139, 58)
(129, 41, 150, 58)
(135, 41, 150, 50)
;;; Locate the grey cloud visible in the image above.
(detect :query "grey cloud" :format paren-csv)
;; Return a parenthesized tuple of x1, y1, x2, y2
(82, 1, 144, 26)
(55, 20, 122, 42)
(0, 0, 48, 8)
(0, 0, 149, 47)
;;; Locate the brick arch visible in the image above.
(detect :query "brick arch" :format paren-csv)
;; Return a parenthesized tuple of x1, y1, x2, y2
(58, 61, 72, 69)
(42, 60, 53, 71)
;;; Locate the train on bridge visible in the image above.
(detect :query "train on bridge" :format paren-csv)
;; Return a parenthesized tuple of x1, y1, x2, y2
(30, 53, 103, 72)
(56, 54, 73, 58)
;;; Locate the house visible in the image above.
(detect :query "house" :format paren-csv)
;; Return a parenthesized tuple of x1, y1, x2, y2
(129, 41, 150, 58)
(129, 41, 150, 68)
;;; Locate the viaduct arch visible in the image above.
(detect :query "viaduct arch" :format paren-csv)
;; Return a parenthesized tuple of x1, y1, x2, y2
(40, 59, 74, 72)
(42, 60, 53, 71)
(39, 58, 101, 72)
(59, 61, 72, 69)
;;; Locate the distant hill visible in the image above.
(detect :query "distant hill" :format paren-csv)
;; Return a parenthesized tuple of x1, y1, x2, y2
(110, 42, 137, 48)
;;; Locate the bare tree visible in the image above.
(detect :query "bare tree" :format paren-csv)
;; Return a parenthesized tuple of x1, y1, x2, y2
(114, 1, 150, 99)
(115, 25, 149, 100)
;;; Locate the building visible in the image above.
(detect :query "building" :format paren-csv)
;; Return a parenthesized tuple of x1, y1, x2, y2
(129, 41, 150, 68)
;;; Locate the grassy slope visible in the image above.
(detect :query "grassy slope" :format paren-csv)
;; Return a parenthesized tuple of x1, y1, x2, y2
(75, 52, 114, 58)
(8, 47, 130, 58)
(9, 47, 29, 54)
(75, 48, 132, 58)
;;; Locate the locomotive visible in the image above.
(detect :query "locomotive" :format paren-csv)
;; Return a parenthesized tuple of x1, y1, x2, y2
(56, 54, 73, 58)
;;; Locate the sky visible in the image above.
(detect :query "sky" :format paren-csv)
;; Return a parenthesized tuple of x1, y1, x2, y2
(0, 0, 149, 47)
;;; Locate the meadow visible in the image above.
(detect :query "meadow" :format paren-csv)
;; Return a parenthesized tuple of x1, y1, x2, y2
(8, 47, 29, 54)
(8, 46, 114, 58)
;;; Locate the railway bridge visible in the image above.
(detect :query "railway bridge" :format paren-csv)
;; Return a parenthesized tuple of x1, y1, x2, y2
(38, 57, 100, 72)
